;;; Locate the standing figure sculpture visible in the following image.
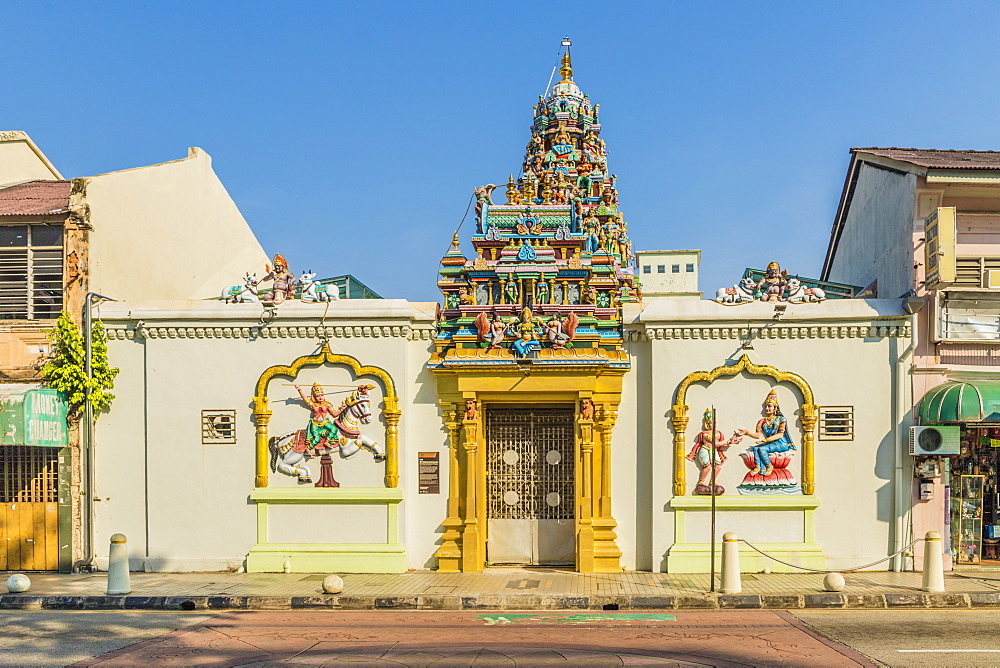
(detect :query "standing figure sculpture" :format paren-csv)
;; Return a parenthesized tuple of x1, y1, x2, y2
(504, 277, 519, 305)
(259, 253, 296, 304)
(736, 390, 796, 476)
(687, 409, 739, 495)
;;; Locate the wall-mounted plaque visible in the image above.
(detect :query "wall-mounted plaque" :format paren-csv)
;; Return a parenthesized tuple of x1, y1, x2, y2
(418, 452, 440, 494)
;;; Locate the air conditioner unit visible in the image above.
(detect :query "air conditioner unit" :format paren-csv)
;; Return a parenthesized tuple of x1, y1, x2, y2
(985, 270, 1000, 289)
(909, 426, 961, 455)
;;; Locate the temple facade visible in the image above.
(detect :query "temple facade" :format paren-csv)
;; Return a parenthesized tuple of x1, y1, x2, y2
(5, 45, 927, 576)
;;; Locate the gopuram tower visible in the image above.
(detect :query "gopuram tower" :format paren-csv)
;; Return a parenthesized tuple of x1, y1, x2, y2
(430, 42, 635, 573)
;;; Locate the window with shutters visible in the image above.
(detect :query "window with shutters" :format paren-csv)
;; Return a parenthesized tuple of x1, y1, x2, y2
(0, 224, 63, 320)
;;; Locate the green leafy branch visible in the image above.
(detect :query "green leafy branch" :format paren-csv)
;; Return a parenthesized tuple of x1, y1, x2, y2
(41, 311, 119, 421)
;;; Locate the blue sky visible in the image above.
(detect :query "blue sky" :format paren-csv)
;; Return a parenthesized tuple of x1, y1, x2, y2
(6, 2, 1000, 301)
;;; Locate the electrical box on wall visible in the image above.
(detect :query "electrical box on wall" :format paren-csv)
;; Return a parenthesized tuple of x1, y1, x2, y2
(916, 459, 941, 478)
(919, 479, 934, 500)
(909, 426, 961, 455)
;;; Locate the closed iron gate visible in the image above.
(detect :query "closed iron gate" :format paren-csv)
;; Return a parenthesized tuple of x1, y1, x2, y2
(486, 405, 575, 565)
(0, 446, 59, 570)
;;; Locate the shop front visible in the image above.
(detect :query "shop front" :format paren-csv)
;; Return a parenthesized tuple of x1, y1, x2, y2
(0, 385, 72, 571)
(920, 380, 1000, 567)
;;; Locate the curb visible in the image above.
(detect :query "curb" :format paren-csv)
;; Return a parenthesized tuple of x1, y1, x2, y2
(2, 592, 999, 611)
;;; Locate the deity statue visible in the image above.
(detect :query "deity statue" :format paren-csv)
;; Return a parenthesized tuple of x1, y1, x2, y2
(504, 277, 519, 305)
(554, 122, 572, 148)
(474, 184, 496, 229)
(259, 253, 296, 304)
(511, 307, 542, 357)
(475, 311, 509, 350)
(544, 312, 579, 350)
(580, 398, 595, 420)
(686, 409, 739, 495)
(582, 214, 600, 253)
(536, 280, 549, 304)
(576, 157, 594, 195)
(735, 390, 797, 477)
(582, 285, 598, 305)
(295, 382, 346, 453)
(464, 399, 478, 421)
(757, 261, 787, 302)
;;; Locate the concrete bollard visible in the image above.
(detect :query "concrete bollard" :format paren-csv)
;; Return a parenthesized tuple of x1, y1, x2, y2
(721, 531, 742, 594)
(921, 531, 945, 593)
(107, 533, 131, 595)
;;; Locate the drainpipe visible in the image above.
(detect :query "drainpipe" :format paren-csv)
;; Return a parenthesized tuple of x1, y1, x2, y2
(893, 298, 923, 571)
(77, 292, 115, 571)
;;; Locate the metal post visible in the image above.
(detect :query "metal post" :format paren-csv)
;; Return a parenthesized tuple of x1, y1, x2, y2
(79, 293, 115, 572)
(710, 406, 717, 592)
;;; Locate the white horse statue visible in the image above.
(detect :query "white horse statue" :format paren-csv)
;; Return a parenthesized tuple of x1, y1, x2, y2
(786, 277, 826, 303)
(299, 271, 339, 303)
(269, 385, 385, 485)
(715, 276, 757, 305)
(221, 273, 259, 303)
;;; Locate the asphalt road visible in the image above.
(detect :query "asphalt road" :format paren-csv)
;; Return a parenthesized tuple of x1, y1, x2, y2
(0, 609, 996, 666)
(792, 609, 1000, 667)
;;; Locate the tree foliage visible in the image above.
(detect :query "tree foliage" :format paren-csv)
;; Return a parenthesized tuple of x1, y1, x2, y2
(42, 311, 119, 420)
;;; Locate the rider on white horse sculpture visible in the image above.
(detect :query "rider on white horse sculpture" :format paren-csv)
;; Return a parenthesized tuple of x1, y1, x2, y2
(269, 382, 386, 485)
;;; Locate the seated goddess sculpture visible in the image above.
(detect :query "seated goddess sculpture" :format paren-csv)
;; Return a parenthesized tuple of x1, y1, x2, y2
(735, 390, 796, 476)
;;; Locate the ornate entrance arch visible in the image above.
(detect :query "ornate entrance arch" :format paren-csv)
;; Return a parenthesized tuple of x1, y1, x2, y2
(671, 355, 817, 495)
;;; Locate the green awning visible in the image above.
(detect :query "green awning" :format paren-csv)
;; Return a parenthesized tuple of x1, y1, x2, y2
(0, 386, 68, 447)
(919, 380, 1000, 424)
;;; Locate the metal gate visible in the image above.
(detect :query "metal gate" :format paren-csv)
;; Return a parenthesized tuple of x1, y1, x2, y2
(0, 446, 59, 571)
(486, 405, 575, 565)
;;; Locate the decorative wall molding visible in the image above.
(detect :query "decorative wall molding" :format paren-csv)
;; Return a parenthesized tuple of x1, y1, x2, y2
(106, 325, 435, 341)
(624, 324, 909, 342)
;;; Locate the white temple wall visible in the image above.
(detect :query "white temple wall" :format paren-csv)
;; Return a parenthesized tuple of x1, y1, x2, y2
(93, 299, 441, 572)
(632, 298, 911, 572)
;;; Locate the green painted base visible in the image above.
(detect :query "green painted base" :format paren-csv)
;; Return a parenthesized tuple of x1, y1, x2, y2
(665, 542, 826, 573)
(246, 543, 407, 573)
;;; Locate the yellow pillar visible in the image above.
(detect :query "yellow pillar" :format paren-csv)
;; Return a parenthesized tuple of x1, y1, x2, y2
(801, 404, 817, 495)
(435, 403, 463, 571)
(672, 405, 689, 496)
(460, 415, 483, 572)
(577, 412, 596, 573)
(253, 397, 271, 488)
(592, 405, 622, 572)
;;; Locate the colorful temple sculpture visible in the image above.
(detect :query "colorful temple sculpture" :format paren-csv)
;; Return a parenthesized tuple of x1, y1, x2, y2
(429, 44, 635, 572)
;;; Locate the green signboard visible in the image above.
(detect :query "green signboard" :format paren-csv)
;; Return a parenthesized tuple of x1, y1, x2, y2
(0, 388, 68, 447)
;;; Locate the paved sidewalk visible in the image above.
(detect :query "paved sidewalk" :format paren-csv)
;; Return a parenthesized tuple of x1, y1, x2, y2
(3, 568, 1000, 611)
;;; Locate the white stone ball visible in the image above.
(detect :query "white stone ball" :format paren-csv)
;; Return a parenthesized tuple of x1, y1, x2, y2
(6, 574, 30, 593)
(823, 572, 846, 592)
(322, 574, 344, 594)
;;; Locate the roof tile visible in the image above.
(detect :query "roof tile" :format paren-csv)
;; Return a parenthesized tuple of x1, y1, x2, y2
(855, 147, 1000, 170)
(0, 180, 71, 216)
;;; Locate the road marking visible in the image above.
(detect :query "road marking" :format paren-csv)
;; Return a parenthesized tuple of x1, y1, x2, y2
(898, 650, 1000, 653)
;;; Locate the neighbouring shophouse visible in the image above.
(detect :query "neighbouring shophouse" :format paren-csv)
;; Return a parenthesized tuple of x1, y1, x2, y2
(0, 130, 268, 571)
(635, 250, 701, 299)
(78, 44, 916, 576)
(823, 147, 1000, 570)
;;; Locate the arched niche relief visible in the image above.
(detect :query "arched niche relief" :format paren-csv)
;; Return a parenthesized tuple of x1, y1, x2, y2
(671, 355, 816, 496)
(252, 343, 400, 488)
